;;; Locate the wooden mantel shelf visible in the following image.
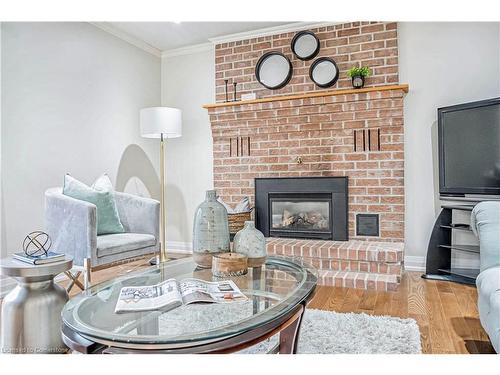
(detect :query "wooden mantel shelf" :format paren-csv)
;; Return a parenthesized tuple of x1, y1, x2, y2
(203, 84, 409, 110)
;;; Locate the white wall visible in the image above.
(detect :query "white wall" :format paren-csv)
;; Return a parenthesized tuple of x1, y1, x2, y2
(1, 22, 161, 257)
(399, 22, 500, 269)
(161, 47, 215, 247)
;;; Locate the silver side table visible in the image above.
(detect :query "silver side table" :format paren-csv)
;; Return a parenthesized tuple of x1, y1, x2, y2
(1, 256, 72, 354)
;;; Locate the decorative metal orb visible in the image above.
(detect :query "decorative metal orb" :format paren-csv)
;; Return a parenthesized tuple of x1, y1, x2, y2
(23, 231, 52, 256)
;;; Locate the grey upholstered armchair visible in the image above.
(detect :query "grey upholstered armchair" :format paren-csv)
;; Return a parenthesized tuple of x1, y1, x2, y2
(44, 188, 160, 289)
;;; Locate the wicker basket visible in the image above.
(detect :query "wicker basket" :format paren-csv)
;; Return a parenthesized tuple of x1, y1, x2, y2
(228, 211, 252, 234)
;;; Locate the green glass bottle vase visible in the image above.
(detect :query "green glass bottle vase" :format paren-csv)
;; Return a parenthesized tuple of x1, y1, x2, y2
(192, 190, 230, 268)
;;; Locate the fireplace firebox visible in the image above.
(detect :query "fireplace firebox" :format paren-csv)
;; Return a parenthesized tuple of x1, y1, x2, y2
(255, 177, 348, 240)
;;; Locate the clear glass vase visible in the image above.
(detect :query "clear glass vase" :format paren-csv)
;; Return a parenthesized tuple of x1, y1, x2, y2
(233, 221, 267, 267)
(192, 190, 230, 268)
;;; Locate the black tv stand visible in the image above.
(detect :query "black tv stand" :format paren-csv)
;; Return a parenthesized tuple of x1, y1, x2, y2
(421, 204, 480, 285)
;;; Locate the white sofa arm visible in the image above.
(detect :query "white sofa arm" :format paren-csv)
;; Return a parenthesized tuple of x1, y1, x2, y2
(44, 188, 97, 267)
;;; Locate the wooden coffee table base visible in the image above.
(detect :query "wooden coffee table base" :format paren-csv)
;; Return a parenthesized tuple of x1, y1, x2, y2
(62, 302, 308, 354)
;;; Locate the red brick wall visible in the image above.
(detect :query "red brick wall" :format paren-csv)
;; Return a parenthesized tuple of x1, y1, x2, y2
(215, 22, 398, 102)
(208, 22, 405, 243)
(208, 89, 405, 242)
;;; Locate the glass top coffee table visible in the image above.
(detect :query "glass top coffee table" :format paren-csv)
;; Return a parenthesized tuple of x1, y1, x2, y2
(62, 256, 317, 354)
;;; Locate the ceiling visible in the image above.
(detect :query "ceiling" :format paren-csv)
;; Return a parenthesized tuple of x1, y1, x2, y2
(106, 22, 294, 51)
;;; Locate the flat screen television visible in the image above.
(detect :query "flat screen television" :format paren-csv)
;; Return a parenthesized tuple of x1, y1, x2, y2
(439, 97, 500, 197)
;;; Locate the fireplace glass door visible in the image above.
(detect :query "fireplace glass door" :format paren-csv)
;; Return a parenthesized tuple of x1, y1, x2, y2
(269, 194, 333, 239)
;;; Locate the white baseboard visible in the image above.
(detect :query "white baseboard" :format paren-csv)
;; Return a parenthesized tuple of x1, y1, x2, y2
(403, 255, 481, 273)
(167, 241, 193, 254)
(404, 256, 426, 272)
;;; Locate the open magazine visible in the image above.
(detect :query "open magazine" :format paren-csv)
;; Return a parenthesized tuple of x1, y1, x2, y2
(114, 278, 247, 313)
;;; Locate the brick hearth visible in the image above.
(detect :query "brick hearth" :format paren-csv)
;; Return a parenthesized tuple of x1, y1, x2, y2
(266, 238, 403, 291)
(205, 21, 407, 290)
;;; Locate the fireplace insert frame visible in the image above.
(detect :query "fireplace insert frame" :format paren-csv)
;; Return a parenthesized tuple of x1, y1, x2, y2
(269, 193, 333, 240)
(255, 177, 348, 241)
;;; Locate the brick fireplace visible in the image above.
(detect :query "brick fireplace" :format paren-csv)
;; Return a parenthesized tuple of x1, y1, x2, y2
(204, 22, 407, 290)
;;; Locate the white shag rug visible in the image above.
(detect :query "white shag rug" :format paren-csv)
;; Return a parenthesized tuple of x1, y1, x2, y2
(243, 309, 421, 354)
(150, 303, 421, 354)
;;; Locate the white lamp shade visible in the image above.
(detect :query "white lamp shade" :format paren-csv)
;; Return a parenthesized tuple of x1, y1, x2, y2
(140, 107, 182, 139)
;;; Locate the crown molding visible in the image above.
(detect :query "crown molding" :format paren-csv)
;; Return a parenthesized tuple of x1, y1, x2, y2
(90, 21, 339, 58)
(161, 42, 214, 58)
(208, 22, 338, 44)
(89, 22, 162, 58)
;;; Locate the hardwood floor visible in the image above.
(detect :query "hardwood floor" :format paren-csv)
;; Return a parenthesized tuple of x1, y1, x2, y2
(3, 255, 494, 354)
(72, 256, 494, 354)
(308, 271, 495, 354)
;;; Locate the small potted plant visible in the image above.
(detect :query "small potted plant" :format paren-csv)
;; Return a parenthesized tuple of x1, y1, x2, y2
(347, 66, 371, 89)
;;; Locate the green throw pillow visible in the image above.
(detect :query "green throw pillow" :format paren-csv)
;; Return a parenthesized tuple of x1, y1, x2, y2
(63, 174, 125, 235)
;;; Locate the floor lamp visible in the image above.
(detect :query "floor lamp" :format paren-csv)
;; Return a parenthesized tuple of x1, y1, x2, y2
(140, 107, 182, 263)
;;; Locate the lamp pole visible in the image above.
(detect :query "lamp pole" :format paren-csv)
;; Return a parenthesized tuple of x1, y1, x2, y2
(159, 133, 167, 263)
(140, 106, 181, 265)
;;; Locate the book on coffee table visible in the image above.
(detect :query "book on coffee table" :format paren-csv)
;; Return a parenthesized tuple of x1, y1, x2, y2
(114, 278, 247, 313)
(13, 251, 65, 265)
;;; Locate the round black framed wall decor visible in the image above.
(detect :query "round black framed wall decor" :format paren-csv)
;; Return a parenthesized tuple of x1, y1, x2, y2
(255, 51, 293, 90)
(291, 31, 320, 61)
(309, 57, 339, 88)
